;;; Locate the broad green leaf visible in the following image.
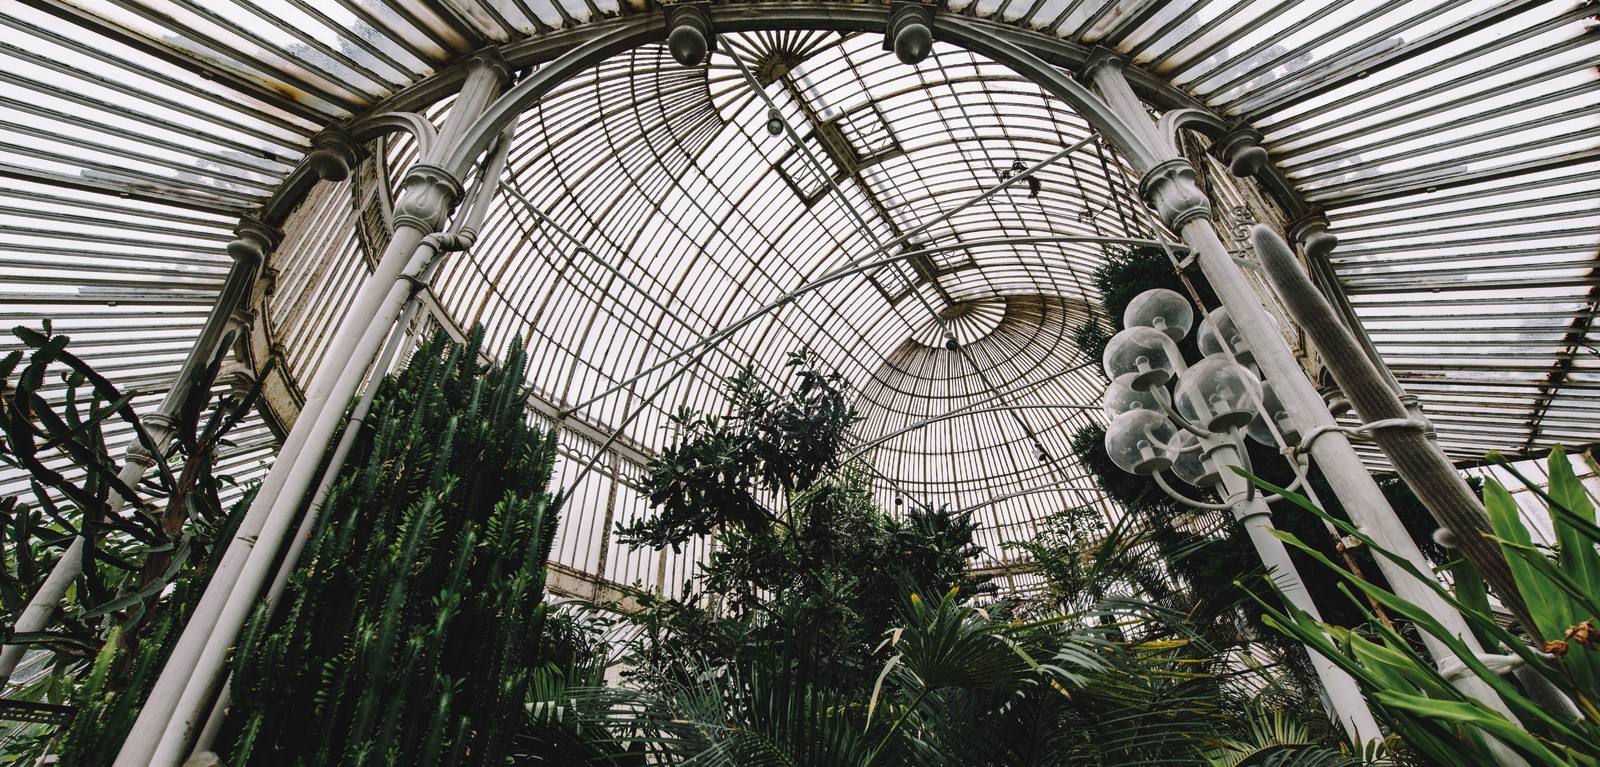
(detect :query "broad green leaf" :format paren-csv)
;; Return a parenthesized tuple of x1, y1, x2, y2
(1374, 692, 1572, 766)
(1484, 478, 1570, 639)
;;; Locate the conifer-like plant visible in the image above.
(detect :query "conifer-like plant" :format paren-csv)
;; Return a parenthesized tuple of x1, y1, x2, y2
(221, 328, 563, 766)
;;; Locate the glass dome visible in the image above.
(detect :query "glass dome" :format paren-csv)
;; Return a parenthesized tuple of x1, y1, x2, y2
(0, 0, 1594, 602)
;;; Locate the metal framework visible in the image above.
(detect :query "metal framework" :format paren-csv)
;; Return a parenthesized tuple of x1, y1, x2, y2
(0, 1, 1596, 759)
(6, 0, 1592, 590)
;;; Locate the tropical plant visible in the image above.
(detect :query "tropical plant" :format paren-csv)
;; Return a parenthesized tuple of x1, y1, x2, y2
(0, 323, 263, 764)
(1245, 446, 1600, 766)
(519, 346, 1329, 767)
(1200, 706, 1365, 767)
(548, 583, 1293, 767)
(515, 607, 634, 765)
(219, 328, 566, 767)
(616, 351, 990, 695)
(1, 323, 262, 653)
(553, 588, 1123, 767)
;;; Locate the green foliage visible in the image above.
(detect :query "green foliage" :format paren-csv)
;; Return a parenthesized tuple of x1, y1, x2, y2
(1243, 447, 1600, 766)
(552, 346, 1313, 766)
(0, 324, 263, 762)
(570, 584, 1293, 766)
(1, 324, 260, 649)
(220, 328, 565, 767)
(619, 349, 858, 549)
(50, 544, 245, 767)
(618, 355, 990, 695)
(512, 607, 631, 765)
(566, 589, 1145, 767)
(1201, 707, 1365, 767)
(1069, 320, 1113, 371)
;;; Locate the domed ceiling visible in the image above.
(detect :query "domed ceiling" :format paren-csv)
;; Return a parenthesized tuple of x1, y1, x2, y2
(1, 1, 1595, 597)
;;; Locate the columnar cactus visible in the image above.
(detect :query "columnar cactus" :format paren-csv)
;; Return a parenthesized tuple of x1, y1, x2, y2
(223, 328, 563, 766)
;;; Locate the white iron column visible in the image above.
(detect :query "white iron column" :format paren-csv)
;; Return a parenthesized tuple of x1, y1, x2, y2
(0, 216, 274, 685)
(115, 52, 510, 767)
(1207, 438, 1381, 744)
(1083, 53, 1530, 761)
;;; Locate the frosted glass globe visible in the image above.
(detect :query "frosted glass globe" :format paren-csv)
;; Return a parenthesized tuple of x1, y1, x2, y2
(1101, 380, 1162, 420)
(1174, 357, 1263, 432)
(1103, 326, 1180, 391)
(1245, 380, 1300, 446)
(1103, 408, 1177, 475)
(1169, 430, 1221, 488)
(1123, 288, 1194, 342)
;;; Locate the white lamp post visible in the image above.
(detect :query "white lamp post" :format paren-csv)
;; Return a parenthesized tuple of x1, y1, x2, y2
(1100, 288, 1382, 744)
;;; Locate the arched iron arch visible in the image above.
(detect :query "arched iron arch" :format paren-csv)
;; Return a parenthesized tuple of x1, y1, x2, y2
(254, 5, 1310, 232)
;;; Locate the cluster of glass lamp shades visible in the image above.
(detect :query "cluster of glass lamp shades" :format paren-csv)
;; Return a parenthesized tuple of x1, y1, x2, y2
(1101, 288, 1299, 487)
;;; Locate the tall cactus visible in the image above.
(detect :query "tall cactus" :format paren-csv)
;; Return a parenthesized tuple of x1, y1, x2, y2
(222, 328, 563, 766)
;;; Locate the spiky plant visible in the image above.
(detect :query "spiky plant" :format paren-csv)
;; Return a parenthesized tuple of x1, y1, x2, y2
(1, 322, 263, 765)
(221, 328, 564, 767)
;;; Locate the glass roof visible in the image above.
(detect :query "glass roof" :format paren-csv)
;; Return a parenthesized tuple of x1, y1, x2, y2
(2, 0, 1596, 595)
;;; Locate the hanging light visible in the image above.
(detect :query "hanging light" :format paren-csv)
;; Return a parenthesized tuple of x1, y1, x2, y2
(1123, 288, 1193, 342)
(1103, 409, 1177, 475)
(766, 107, 784, 137)
(1197, 306, 1258, 365)
(1169, 430, 1221, 488)
(1174, 357, 1262, 432)
(1100, 379, 1161, 419)
(1245, 379, 1300, 446)
(1103, 325, 1181, 391)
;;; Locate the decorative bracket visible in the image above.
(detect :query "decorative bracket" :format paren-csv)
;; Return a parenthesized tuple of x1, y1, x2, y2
(665, 3, 714, 66)
(304, 128, 364, 182)
(227, 214, 280, 267)
(1213, 124, 1269, 178)
(884, 3, 934, 65)
(355, 112, 438, 160)
(1288, 213, 1338, 261)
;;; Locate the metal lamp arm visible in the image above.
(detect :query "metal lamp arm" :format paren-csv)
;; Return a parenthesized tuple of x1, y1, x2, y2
(1150, 385, 1210, 438)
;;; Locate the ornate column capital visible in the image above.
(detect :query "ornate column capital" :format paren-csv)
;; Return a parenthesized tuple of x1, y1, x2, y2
(461, 48, 512, 84)
(1138, 158, 1212, 231)
(305, 128, 365, 182)
(1288, 214, 1338, 260)
(216, 360, 258, 400)
(127, 412, 179, 468)
(1078, 47, 1128, 84)
(391, 164, 464, 232)
(226, 215, 280, 267)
